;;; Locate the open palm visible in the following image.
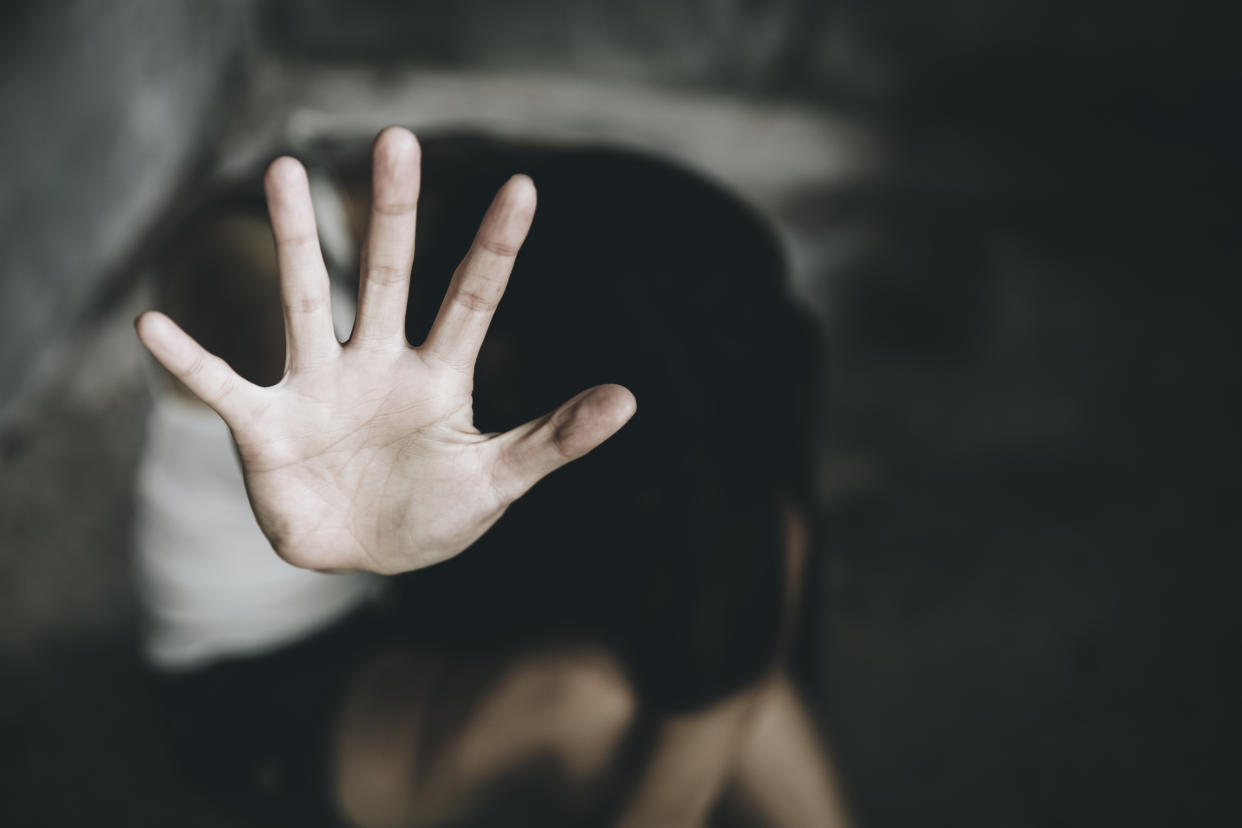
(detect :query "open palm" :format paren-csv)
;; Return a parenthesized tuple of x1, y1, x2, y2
(136, 127, 636, 574)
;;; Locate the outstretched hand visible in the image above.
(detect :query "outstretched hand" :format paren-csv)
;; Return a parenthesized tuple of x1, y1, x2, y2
(136, 127, 636, 574)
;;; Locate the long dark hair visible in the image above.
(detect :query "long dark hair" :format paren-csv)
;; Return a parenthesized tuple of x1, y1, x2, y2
(393, 134, 824, 712)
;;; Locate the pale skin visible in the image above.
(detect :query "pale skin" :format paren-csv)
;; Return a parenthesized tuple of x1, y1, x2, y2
(331, 503, 853, 828)
(139, 126, 852, 826)
(136, 126, 637, 575)
(608, 503, 852, 828)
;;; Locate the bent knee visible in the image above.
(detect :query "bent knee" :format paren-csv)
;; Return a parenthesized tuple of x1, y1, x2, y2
(520, 647, 637, 780)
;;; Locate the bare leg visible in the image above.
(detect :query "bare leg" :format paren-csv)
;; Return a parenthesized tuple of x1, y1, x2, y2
(726, 675, 853, 828)
(611, 690, 759, 828)
(611, 500, 831, 828)
(332, 645, 636, 827)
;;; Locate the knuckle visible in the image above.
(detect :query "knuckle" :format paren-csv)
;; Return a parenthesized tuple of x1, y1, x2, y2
(274, 230, 317, 248)
(214, 372, 233, 400)
(549, 404, 584, 460)
(371, 200, 417, 217)
(477, 235, 521, 259)
(550, 420, 576, 459)
(286, 294, 325, 315)
(182, 350, 207, 380)
(451, 284, 500, 314)
(365, 262, 409, 286)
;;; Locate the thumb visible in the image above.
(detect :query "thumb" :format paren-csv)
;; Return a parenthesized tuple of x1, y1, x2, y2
(491, 384, 637, 501)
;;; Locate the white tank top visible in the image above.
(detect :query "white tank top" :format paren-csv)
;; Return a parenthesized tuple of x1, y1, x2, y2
(135, 170, 381, 672)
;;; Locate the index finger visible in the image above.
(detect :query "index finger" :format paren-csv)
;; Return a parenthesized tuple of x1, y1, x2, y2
(265, 156, 338, 371)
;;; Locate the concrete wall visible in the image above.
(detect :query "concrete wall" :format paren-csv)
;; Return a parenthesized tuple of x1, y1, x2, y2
(0, 0, 254, 407)
(3, 0, 1188, 408)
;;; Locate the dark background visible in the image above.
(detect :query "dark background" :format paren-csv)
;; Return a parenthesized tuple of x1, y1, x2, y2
(1, 1, 1237, 825)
